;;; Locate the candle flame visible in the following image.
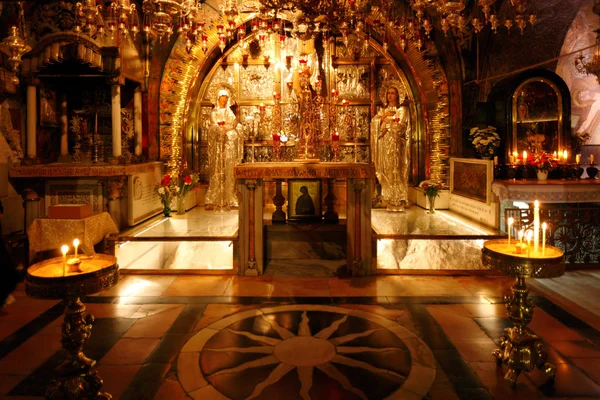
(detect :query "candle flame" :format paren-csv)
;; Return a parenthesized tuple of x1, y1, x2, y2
(73, 238, 80, 247)
(61, 245, 69, 255)
(508, 217, 514, 226)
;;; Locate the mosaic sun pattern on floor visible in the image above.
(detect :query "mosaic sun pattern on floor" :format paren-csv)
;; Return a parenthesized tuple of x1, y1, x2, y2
(179, 305, 436, 400)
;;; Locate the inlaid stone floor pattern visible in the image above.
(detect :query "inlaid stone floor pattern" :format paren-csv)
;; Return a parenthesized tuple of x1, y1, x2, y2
(1, 274, 600, 399)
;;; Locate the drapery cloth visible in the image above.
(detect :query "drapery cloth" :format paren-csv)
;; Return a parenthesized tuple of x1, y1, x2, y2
(204, 105, 244, 207)
(370, 105, 411, 206)
(27, 212, 118, 260)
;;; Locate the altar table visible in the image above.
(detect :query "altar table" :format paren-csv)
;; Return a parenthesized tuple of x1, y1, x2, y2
(27, 212, 119, 261)
(234, 162, 376, 276)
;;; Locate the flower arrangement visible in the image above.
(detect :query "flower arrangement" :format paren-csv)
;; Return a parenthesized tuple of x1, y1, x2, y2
(155, 174, 179, 216)
(469, 126, 501, 158)
(532, 152, 558, 173)
(419, 180, 446, 198)
(175, 168, 200, 198)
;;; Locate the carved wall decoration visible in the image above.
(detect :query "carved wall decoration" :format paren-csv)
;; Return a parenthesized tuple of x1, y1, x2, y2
(45, 179, 103, 214)
(0, 100, 23, 163)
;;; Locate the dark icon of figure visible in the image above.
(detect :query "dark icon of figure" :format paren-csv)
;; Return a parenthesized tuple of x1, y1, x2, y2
(295, 186, 315, 215)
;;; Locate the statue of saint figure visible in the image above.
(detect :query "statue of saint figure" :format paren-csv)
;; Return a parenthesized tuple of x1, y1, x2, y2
(204, 89, 244, 209)
(370, 85, 411, 212)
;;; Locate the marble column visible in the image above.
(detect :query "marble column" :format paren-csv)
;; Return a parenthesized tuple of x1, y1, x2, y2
(324, 178, 339, 224)
(58, 94, 70, 162)
(346, 178, 373, 276)
(238, 179, 263, 276)
(134, 88, 142, 159)
(25, 84, 37, 165)
(110, 84, 122, 164)
(22, 188, 41, 231)
(272, 179, 286, 223)
(106, 177, 125, 230)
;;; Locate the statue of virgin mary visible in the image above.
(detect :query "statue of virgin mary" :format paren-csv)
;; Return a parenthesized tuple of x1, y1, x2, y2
(370, 82, 411, 212)
(204, 88, 244, 209)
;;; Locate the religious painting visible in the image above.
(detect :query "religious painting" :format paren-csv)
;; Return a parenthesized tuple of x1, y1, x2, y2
(288, 179, 322, 221)
(450, 158, 493, 204)
(512, 79, 561, 156)
(39, 88, 58, 127)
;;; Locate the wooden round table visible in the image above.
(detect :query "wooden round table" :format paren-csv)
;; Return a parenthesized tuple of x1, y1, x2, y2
(482, 239, 564, 388)
(25, 254, 119, 400)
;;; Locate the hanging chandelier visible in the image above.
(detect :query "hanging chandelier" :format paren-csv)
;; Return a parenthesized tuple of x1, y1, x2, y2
(254, 0, 424, 54)
(0, 2, 31, 85)
(74, 0, 140, 39)
(409, 0, 536, 36)
(141, 0, 201, 40)
(576, 29, 600, 84)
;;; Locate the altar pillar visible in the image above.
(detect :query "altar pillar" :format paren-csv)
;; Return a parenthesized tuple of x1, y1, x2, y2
(238, 179, 263, 276)
(346, 178, 372, 276)
(24, 84, 37, 165)
(110, 84, 122, 164)
(134, 88, 143, 158)
(58, 94, 70, 163)
(106, 177, 125, 230)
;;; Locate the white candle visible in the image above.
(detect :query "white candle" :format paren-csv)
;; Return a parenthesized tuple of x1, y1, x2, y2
(526, 230, 533, 257)
(73, 238, 80, 258)
(542, 222, 547, 255)
(563, 149, 568, 161)
(61, 245, 69, 274)
(507, 217, 514, 248)
(533, 200, 540, 254)
(576, 154, 581, 164)
(519, 229, 524, 245)
(523, 151, 527, 163)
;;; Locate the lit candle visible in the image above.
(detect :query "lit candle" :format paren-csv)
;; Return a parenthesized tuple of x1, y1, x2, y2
(513, 151, 518, 160)
(259, 103, 266, 112)
(272, 132, 280, 142)
(332, 131, 340, 142)
(526, 230, 533, 257)
(591, 154, 595, 164)
(553, 151, 557, 158)
(563, 149, 568, 161)
(523, 150, 527, 163)
(61, 244, 69, 271)
(342, 99, 349, 107)
(542, 222, 547, 255)
(73, 238, 80, 258)
(576, 154, 581, 164)
(507, 217, 514, 248)
(519, 229, 524, 245)
(533, 200, 540, 254)
(493, 156, 498, 166)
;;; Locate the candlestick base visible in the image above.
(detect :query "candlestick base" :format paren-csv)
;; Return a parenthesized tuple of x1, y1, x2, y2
(482, 240, 564, 388)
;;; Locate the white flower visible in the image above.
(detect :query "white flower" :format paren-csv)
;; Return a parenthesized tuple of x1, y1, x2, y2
(174, 186, 180, 193)
(158, 187, 165, 195)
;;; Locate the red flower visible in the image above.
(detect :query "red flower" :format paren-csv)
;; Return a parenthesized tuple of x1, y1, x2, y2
(184, 175, 192, 184)
(161, 175, 171, 186)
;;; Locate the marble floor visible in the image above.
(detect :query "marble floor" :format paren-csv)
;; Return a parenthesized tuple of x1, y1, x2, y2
(1, 273, 600, 399)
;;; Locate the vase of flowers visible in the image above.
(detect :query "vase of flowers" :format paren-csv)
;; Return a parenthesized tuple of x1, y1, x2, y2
(469, 126, 501, 159)
(174, 166, 200, 215)
(155, 174, 179, 217)
(532, 153, 557, 181)
(419, 180, 445, 214)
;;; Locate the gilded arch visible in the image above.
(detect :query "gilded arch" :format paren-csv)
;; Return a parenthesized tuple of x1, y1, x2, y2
(158, 13, 450, 184)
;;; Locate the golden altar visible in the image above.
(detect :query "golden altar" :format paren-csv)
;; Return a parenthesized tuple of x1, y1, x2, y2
(234, 162, 376, 276)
